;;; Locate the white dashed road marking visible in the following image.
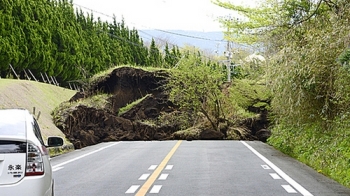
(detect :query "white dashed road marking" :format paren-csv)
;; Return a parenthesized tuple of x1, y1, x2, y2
(282, 185, 298, 193)
(262, 165, 271, 170)
(125, 185, 140, 194)
(139, 174, 150, 180)
(148, 165, 158, 170)
(165, 165, 173, 170)
(270, 173, 282, 180)
(149, 185, 162, 193)
(126, 165, 173, 194)
(158, 173, 169, 180)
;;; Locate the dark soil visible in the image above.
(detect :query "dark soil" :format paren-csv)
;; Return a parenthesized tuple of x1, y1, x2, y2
(55, 67, 270, 149)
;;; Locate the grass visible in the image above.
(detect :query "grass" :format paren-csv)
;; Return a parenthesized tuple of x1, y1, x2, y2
(90, 65, 168, 83)
(173, 127, 200, 140)
(118, 94, 150, 116)
(268, 122, 350, 188)
(0, 79, 77, 155)
(76, 93, 112, 109)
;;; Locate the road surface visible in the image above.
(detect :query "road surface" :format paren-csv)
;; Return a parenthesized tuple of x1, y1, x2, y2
(50, 140, 350, 196)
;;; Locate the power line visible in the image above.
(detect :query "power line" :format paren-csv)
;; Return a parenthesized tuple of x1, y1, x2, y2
(74, 3, 225, 63)
(73, 3, 226, 43)
(73, 2, 252, 52)
(73, 3, 114, 20)
(103, 29, 218, 62)
(154, 29, 225, 42)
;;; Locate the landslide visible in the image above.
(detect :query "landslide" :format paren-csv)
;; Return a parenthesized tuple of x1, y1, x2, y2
(53, 66, 271, 149)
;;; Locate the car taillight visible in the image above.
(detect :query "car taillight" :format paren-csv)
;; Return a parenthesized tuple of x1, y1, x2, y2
(25, 143, 45, 176)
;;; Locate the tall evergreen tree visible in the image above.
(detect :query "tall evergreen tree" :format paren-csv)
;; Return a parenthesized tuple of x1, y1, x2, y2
(0, 0, 153, 84)
(148, 38, 162, 67)
(164, 43, 172, 68)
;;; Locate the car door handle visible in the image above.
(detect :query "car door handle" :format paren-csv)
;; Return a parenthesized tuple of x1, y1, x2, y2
(0, 154, 4, 161)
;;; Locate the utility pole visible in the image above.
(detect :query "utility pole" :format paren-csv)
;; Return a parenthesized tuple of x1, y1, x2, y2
(225, 28, 232, 82)
(215, 43, 220, 56)
(225, 44, 232, 83)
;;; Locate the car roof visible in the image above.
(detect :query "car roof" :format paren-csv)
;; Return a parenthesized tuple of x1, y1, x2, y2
(0, 109, 31, 140)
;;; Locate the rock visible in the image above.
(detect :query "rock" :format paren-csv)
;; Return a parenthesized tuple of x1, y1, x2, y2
(256, 129, 271, 142)
(199, 129, 224, 140)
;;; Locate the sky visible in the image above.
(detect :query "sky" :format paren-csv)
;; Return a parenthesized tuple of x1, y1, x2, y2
(72, 0, 253, 32)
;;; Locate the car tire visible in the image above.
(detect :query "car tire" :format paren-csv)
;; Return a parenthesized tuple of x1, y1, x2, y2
(52, 180, 55, 196)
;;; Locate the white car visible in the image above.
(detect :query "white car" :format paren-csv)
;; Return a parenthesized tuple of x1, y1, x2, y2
(0, 109, 63, 196)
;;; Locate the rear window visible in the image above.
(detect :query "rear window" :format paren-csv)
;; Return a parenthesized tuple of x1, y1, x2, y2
(0, 120, 26, 137)
(0, 141, 27, 153)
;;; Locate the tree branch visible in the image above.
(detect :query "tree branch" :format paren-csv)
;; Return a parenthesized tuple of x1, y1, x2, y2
(293, 0, 323, 26)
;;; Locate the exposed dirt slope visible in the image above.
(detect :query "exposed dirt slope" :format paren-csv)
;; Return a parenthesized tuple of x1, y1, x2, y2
(55, 67, 177, 148)
(0, 79, 76, 140)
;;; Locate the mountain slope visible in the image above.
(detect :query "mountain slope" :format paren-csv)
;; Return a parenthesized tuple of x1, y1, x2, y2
(139, 30, 226, 54)
(0, 79, 76, 140)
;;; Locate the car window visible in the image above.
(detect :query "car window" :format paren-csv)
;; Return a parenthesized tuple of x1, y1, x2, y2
(0, 120, 26, 136)
(0, 141, 27, 153)
(32, 119, 45, 145)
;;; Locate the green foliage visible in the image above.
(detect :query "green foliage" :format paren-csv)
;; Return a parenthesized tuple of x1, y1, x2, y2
(167, 55, 225, 131)
(173, 127, 200, 140)
(214, 0, 350, 188)
(0, 0, 166, 85)
(148, 38, 162, 66)
(157, 111, 192, 130)
(269, 1, 350, 126)
(53, 93, 112, 114)
(229, 79, 271, 110)
(338, 48, 350, 71)
(268, 120, 350, 187)
(213, 0, 275, 44)
(77, 94, 112, 109)
(239, 58, 267, 80)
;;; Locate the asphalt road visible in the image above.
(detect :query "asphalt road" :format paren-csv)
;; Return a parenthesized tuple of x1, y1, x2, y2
(50, 140, 350, 196)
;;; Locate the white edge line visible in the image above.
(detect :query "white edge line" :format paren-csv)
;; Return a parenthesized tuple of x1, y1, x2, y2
(241, 141, 313, 196)
(52, 142, 119, 169)
(52, 166, 64, 172)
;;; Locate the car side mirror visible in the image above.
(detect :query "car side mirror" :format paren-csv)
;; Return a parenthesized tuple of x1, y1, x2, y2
(47, 137, 64, 147)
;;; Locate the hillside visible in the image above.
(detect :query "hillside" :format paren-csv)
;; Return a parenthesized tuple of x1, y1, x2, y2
(0, 79, 76, 141)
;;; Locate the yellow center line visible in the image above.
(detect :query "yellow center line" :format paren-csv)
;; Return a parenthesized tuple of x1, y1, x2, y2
(135, 140, 183, 196)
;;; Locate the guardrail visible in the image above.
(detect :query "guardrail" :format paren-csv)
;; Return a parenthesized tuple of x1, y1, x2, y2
(1, 64, 81, 91)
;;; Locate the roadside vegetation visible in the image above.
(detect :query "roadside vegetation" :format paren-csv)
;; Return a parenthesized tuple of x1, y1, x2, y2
(214, 0, 350, 188)
(166, 55, 270, 139)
